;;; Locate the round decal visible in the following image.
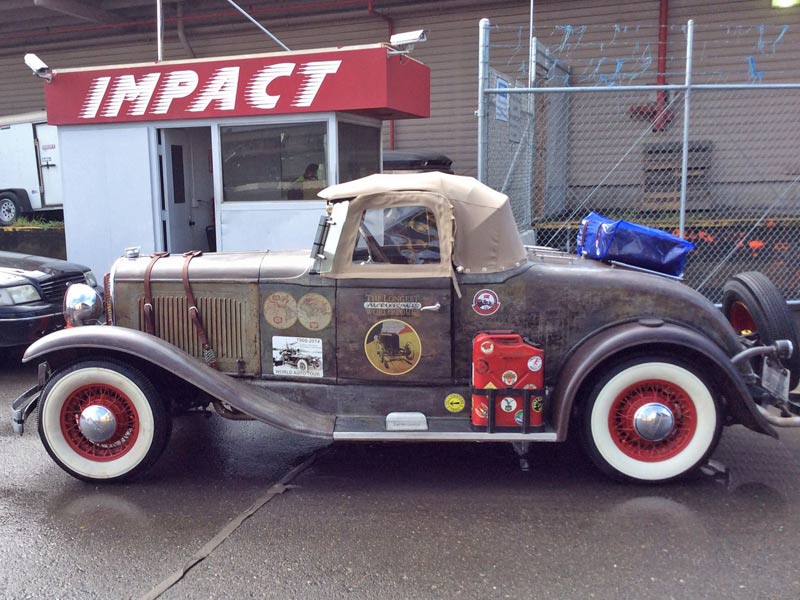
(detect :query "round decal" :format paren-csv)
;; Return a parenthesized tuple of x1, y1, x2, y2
(532, 398, 543, 413)
(472, 289, 500, 316)
(502, 370, 518, 386)
(475, 359, 490, 374)
(514, 410, 524, 426)
(364, 319, 422, 376)
(500, 397, 517, 412)
(297, 293, 332, 331)
(444, 393, 466, 413)
(527, 356, 543, 372)
(480, 340, 494, 355)
(263, 292, 297, 329)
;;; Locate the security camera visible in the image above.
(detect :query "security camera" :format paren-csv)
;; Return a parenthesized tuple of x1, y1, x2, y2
(24, 53, 52, 82)
(389, 29, 428, 52)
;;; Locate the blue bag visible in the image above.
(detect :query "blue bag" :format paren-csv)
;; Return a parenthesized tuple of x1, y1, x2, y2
(576, 212, 695, 277)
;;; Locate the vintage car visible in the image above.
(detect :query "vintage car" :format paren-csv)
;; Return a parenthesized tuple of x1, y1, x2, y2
(11, 173, 800, 484)
(0, 250, 99, 349)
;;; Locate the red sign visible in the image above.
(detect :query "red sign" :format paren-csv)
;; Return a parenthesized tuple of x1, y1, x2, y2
(44, 45, 429, 125)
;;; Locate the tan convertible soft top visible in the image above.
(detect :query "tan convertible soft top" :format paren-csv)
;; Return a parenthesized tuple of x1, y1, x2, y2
(319, 172, 527, 274)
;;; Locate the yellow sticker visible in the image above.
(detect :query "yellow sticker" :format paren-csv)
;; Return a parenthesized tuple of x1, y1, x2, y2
(364, 319, 422, 376)
(444, 393, 466, 413)
(484, 382, 497, 389)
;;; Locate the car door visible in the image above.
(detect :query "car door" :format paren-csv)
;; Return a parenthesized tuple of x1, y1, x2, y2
(335, 204, 452, 384)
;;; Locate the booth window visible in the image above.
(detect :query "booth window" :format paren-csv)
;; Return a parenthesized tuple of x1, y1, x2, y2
(338, 122, 381, 183)
(221, 122, 327, 201)
(352, 206, 440, 265)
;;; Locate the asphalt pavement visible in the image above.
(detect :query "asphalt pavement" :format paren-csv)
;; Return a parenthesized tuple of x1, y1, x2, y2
(2, 356, 800, 599)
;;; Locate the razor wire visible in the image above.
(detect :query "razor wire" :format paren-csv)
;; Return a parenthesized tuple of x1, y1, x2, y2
(479, 20, 800, 302)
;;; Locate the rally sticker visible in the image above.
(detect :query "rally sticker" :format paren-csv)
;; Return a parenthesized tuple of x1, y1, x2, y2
(480, 340, 494, 355)
(527, 356, 543, 372)
(444, 393, 466, 413)
(272, 336, 323, 378)
(502, 370, 518, 386)
(472, 289, 500, 316)
(532, 398, 543, 413)
(263, 292, 297, 329)
(297, 293, 332, 331)
(364, 319, 422, 376)
(500, 397, 517, 412)
(514, 410, 524, 426)
(474, 401, 488, 419)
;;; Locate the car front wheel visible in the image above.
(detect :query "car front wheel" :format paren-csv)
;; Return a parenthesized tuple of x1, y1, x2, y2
(37, 360, 170, 483)
(582, 358, 721, 483)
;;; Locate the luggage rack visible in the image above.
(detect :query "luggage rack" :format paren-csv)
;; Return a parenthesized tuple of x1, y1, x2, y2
(472, 387, 546, 434)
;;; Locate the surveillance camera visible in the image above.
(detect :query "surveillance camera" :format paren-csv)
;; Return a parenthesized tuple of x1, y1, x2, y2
(24, 53, 52, 82)
(389, 29, 428, 49)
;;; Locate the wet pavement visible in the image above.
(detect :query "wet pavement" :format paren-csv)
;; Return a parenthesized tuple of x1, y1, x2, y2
(2, 356, 800, 599)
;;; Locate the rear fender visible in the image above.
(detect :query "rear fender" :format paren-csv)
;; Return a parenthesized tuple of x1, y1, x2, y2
(23, 326, 335, 439)
(551, 320, 775, 441)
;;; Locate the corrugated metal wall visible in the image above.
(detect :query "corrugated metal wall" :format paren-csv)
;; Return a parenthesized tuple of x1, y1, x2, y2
(0, 0, 797, 179)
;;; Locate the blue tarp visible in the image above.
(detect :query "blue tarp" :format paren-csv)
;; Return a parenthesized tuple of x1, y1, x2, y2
(576, 212, 695, 277)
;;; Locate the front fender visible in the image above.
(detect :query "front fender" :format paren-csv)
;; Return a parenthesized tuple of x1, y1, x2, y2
(23, 326, 335, 439)
(550, 320, 776, 441)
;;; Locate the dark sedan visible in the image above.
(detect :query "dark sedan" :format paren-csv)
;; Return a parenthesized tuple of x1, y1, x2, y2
(0, 251, 98, 348)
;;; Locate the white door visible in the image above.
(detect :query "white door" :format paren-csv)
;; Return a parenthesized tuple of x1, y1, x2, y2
(35, 123, 63, 207)
(161, 129, 194, 253)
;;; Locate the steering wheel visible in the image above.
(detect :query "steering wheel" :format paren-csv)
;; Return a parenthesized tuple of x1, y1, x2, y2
(358, 223, 390, 263)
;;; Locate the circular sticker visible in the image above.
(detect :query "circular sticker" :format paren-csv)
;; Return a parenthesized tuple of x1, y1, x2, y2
(514, 410, 524, 426)
(263, 292, 297, 329)
(532, 398, 543, 413)
(472, 289, 500, 316)
(364, 319, 422, 376)
(297, 293, 332, 331)
(500, 397, 517, 412)
(475, 359, 490, 374)
(480, 340, 494, 355)
(502, 370, 518, 386)
(444, 393, 466, 413)
(527, 356, 543, 372)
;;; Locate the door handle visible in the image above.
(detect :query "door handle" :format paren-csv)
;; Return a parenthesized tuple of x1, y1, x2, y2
(420, 302, 441, 312)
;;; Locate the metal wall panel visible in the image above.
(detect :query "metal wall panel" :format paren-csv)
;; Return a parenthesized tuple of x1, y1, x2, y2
(0, 0, 798, 179)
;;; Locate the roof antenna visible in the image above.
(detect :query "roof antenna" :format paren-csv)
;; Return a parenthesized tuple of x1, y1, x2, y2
(221, 0, 291, 51)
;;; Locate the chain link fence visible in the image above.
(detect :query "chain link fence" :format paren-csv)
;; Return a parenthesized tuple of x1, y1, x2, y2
(478, 19, 800, 302)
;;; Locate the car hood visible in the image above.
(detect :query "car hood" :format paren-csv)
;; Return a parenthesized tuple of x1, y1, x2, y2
(0, 251, 88, 280)
(113, 250, 312, 283)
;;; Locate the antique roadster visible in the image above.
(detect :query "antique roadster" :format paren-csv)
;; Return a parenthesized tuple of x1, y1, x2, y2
(12, 173, 800, 483)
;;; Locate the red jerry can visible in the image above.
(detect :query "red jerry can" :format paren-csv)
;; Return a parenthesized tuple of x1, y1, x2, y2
(471, 331, 544, 431)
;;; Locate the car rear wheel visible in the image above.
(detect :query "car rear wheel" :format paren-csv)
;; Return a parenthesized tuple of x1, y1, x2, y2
(722, 271, 800, 389)
(582, 358, 721, 483)
(37, 359, 170, 483)
(0, 192, 20, 226)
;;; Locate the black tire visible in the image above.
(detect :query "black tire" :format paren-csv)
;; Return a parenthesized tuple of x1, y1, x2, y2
(0, 192, 20, 226)
(722, 271, 800, 389)
(582, 356, 722, 483)
(37, 359, 171, 483)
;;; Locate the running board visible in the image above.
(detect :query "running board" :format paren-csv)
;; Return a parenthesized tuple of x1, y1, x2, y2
(333, 415, 558, 442)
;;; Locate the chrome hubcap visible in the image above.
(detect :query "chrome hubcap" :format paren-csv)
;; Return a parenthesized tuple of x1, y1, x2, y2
(78, 405, 117, 443)
(633, 402, 675, 442)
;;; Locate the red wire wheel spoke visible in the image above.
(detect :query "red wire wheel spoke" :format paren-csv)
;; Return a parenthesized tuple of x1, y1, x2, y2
(59, 383, 140, 461)
(608, 379, 697, 462)
(728, 301, 757, 334)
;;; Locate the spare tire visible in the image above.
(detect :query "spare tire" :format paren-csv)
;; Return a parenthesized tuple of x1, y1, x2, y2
(722, 271, 800, 389)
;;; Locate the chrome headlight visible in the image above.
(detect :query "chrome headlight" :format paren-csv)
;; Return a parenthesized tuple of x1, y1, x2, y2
(0, 284, 41, 306)
(84, 271, 98, 288)
(63, 283, 105, 326)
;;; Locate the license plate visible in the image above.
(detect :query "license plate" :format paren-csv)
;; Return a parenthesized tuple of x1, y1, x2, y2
(762, 357, 790, 401)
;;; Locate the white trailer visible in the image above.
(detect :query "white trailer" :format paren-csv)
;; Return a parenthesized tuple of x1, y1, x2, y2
(0, 110, 62, 226)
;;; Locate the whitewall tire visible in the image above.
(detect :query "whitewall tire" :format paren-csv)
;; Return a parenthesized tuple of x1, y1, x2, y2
(582, 358, 720, 483)
(37, 360, 170, 483)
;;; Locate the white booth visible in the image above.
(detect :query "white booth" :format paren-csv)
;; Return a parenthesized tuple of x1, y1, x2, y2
(42, 44, 430, 276)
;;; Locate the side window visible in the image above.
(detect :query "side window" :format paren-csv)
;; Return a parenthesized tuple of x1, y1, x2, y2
(352, 206, 440, 265)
